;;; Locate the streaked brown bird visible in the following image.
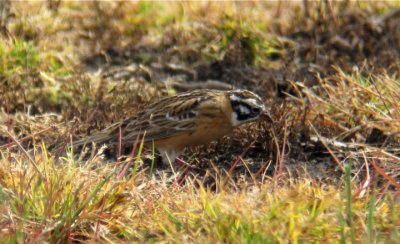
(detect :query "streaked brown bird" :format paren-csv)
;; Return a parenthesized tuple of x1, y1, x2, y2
(72, 89, 272, 164)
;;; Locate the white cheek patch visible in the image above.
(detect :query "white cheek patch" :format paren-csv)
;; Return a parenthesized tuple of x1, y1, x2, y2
(231, 112, 239, 127)
(239, 105, 250, 115)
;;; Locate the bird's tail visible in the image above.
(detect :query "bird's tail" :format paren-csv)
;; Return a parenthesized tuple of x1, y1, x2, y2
(55, 121, 123, 153)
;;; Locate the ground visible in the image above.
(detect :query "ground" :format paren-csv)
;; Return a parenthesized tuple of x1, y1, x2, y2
(0, 1, 399, 243)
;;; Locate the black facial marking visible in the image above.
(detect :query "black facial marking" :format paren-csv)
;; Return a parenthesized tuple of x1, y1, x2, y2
(231, 100, 260, 121)
(251, 107, 260, 114)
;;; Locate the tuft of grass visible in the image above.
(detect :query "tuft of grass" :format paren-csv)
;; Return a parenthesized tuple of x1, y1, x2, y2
(367, 174, 377, 243)
(0, 39, 39, 75)
(10, 40, 38, 67)
(344, 163, 355, 243)
(200, 13, 284, 66)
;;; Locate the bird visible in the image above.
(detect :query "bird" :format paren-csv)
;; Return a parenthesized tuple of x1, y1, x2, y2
(70, 89, 272, 164)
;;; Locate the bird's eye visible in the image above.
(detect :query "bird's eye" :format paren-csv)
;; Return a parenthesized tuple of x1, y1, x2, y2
(251, 107, 260, 114)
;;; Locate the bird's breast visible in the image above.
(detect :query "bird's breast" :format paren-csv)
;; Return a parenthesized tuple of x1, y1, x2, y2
(154, 109, 234, 150)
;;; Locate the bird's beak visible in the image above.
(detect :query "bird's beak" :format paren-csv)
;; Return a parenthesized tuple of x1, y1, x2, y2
(261, 110, 273, 123)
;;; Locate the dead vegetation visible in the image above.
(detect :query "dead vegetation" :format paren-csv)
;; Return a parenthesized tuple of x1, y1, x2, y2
(0, 1, 399, 242)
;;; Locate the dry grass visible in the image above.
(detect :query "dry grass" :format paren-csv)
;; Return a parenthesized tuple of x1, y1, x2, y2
(1, 145, 399, 242)
(1, 1, 400, 242)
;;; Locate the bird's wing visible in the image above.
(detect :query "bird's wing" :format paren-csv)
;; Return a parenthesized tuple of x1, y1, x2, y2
(122, 94, 215, 142)
(72, 90, 220, 147)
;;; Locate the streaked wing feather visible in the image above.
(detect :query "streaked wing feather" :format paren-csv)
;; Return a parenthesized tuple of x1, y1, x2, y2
(73, 89, 220, 147)
(124, 95, 212, 142)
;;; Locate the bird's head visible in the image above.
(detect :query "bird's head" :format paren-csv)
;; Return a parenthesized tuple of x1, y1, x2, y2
(228, 89, 272, 126)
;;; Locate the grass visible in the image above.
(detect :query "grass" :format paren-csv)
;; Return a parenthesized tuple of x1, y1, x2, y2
(1, 146, 399, 242)
(1, 1, 400, 243)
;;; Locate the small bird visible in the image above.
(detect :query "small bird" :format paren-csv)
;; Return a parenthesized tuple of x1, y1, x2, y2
(71, 89, 272, 164)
